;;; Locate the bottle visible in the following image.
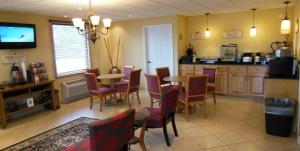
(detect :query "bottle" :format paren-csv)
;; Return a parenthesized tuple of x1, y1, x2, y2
(192, 54, 196, 63)
(34, 75, 39, 84)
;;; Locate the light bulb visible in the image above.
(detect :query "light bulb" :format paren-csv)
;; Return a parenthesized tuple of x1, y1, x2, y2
(281, 19, 291, 34)
(90, 15, 100, 26)
(72, 18, 82, 28)
(250, 26, 256, 37)
(205, 29, 211, 38)
(103, 18, 112, 28)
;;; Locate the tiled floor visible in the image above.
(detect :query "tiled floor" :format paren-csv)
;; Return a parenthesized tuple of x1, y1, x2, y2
(0, 91, 299, 151)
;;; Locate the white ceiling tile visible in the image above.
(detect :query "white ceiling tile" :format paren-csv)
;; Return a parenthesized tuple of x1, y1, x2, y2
(0, 0, 296, 20)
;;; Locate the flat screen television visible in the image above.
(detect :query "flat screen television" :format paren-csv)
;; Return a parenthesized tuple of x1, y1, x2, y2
(0, 22, 36, 49)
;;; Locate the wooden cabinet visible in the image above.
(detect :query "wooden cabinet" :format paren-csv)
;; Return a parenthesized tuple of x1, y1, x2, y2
(179, 65, 194, 76)
(247, 66, 268, 96)
(228, 66, 247, 95)
(179, 64, 268, 97)
(247, 74, 265, 96)
(216, 72, 227, 94)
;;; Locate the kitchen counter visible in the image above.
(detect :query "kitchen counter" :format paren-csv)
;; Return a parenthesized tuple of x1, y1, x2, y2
(180, 61, 268, 66)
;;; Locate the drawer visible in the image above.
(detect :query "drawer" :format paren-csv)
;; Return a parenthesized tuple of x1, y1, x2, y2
(180, 65, 194, 71)
(194, 65, 204, 71)
(248, 66, 268, 74)
(228, 66, 247, 73)
(180, 71, 194, 76)
(216, 66, 228, 72)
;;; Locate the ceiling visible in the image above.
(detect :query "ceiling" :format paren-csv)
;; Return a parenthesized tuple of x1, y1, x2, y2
(0, 0, 295, 21)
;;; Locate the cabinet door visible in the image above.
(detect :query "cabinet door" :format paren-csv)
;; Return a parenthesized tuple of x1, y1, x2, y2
(228, 73, 247, 95)
(216, 73, 227, 94)
(247, 74, 265, 96)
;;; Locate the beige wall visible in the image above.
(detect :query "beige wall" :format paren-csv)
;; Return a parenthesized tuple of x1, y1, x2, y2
(294, 0, 300, 59)
(95, 16, 180, 89)
(186, 8, 294, 58)
(0, 12, 84, 92)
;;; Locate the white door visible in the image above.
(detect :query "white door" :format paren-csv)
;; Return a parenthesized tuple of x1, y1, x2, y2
(144, 24, 174, 75)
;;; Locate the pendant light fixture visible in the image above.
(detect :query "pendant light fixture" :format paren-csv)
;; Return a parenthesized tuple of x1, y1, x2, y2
(281, 0, 291, 34)
(205, 13, 211, 38)
(250, 8, 257, 37)
(72, 0, 112, 44)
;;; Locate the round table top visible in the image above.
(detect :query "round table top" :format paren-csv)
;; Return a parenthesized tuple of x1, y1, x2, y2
(98, 74, 124, 80)
(163, 76, 187, 83)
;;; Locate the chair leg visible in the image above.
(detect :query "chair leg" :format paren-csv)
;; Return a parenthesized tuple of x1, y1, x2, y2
(185, 103, 189, 121)
(136, 91, 141, 104)
(163, 120, 171, 146)
(99, 95, 103, 112)
(203, 101, 208, 119)
(126, 94, 131, 108)
(89, 95, 93, 109)
(171, 114, 178, 137)
(213, 91, 217, 106)
(150, 97, 153, 108)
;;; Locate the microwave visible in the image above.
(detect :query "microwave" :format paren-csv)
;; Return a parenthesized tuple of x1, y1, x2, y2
(268, 58, 297, 77)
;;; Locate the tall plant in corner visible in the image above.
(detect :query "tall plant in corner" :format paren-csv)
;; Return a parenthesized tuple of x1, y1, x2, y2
(103, 37, 121, 73)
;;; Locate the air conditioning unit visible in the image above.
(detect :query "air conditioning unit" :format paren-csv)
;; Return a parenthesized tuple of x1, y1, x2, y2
(61, 79, 88, 103)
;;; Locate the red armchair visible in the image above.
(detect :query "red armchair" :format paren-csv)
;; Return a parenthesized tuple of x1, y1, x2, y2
(178, 75, 208, 120)
(156, 67, 172, 86)
(122, 66, 134, 82)
(64, 109, 135, 151)
(203, 67, 217, 105)
(115, 69, 142, 107)
(85, 73, 116, 112)
(144, 87, 179, 146)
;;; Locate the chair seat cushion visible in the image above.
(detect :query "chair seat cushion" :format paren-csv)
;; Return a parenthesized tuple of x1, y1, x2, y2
(63, 139, 90, 151)
(99, 87, 116, 95)
(179, 91, 205, 102)
(115, 83, 128, 93)
(207, 85, 215, 93)
(145, 108, 163, 128)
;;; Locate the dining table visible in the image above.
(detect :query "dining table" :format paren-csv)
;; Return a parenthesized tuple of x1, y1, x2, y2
(163, 75, 187, 87)
(97, 73, 125, 88)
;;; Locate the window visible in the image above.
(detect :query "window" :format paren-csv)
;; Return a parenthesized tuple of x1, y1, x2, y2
(51, 22, 90, 77)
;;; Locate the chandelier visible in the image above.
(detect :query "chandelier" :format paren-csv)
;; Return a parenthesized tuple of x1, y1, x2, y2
(72, 0, 112, 43)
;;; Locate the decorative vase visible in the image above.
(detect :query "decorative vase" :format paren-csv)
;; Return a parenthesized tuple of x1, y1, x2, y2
(109, 66, 121, 74)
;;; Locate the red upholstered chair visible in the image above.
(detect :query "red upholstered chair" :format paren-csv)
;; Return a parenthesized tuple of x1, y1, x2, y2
(203, 67, 217, 105)
(64, 109, 135, 151)
(87, 68, 109, 87)
(144, 87, 179, 146)
(115, 69, 142, 107)
(85, 73, 116, 112)
(145, 74, 162, 107)
(156, 67, 172, 86)
(178, 75, 208, 120)
(122, 66, 134, 82)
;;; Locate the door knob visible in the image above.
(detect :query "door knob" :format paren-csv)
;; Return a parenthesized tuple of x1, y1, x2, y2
(147, 61, 152, 63)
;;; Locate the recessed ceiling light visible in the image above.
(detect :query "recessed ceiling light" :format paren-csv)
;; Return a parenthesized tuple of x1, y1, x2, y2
(78, 7, 82, 10)
(64, 15, 68, 18)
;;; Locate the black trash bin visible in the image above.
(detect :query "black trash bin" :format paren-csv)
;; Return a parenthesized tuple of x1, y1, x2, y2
(265, 97, 295, 137)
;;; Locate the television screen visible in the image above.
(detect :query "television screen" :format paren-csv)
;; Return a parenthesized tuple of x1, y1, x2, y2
(0, 22, 36, 49)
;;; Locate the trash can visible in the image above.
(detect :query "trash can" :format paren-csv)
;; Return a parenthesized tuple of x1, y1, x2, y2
(265, 97, 295, 137)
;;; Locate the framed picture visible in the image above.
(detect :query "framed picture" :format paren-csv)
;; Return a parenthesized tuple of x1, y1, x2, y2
(191, 33, 205, 40)
(27, 98, 34, 107)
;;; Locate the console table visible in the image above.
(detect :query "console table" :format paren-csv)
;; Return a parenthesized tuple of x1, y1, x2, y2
(0, 80, 56, 128)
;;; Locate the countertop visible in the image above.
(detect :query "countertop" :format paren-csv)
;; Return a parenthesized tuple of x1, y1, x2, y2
(180, 61, 268, 66)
